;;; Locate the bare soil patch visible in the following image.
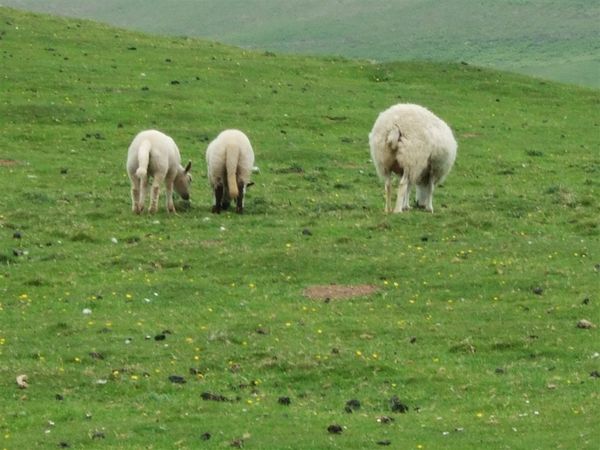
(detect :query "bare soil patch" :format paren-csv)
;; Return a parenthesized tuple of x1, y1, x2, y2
(0, 159, 18, 167)
(303, 284, 378, 300)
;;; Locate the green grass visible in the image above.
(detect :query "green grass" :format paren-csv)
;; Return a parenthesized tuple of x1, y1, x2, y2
(1, 7, 599, 450)
(2, 0, 599, 88)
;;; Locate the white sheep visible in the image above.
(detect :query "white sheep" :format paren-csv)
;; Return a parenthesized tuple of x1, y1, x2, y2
(205, 129, 255, 213)
(126, 129, 192, 214)
(369, 103, 457, 213)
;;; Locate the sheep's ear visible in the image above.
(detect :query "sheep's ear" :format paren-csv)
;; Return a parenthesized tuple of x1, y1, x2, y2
(184, 160, 192, 173)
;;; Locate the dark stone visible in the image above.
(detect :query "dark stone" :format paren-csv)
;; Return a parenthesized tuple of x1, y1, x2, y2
(344, 399, 361, 413)
(327, 424, 343, 434)
(168, 375, 186, 384)
(13, 231, 21, 239)
(200, 432, 211, 441)
(89, 352, 104, 360)
(389, 396, 409, 413)
(201, 392, 230, 402)
(377, 440, 392, 446)
(154, 334, 166, 341)
(55, 394, 64, 401)
(278, 396, 291, 406)
(590, 370, 600, 378)
(533, 287, 544, 295)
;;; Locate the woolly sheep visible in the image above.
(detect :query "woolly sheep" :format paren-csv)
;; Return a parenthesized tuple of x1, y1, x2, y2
(369, 103, 457, 213)
(126, 129, 192, 214)
(205, 129, 255, 214)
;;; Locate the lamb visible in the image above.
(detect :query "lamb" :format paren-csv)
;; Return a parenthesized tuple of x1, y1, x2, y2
(126, 129, 192, 214)
(368, 103, 457, 213)
(205, 129, 255, 214)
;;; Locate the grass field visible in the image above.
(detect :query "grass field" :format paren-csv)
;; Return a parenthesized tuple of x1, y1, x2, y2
(2, 0, 599, 89)
(1, 7, 599, 450)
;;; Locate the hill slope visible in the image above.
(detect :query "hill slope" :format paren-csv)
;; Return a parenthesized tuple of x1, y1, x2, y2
(2, 0, 599, 88)
(1, 7, 599, 450)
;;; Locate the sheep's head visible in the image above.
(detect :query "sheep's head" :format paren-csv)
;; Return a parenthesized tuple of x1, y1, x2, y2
(174, 160, 192, 200)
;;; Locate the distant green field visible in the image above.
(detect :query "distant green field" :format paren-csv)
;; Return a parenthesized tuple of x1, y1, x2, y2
(1, 7, 599, 450)
(3, 0, 599, 88)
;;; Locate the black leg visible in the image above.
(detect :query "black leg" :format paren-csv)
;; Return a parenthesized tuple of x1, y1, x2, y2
(236, 182, 244, 214)
(212, 185, 224, 213)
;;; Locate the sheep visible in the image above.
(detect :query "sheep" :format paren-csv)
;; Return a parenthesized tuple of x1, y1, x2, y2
(368, 103, 457, 213)
(126, 129, 192, 214)
(205, 129, 255, 214)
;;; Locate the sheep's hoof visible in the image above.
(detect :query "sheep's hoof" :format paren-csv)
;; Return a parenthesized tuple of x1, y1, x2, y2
(236, 206, 244, 214)
(211, 206, 221, 214)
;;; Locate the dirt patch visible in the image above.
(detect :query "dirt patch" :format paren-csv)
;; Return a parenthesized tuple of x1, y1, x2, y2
(303, 284, 378, 300)
(0, 159, 18, 167)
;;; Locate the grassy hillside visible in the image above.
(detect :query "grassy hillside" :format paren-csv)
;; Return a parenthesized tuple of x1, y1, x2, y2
(2, 0, 599, 89)
(1, 7, 599, 450)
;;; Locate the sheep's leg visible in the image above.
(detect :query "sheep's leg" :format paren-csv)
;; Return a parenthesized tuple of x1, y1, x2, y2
(393, 174, 410, 213)
(137, 175, 148, 213)
(165, 178, 176, 213)
(130, 177, 141, 214)
(402, 181, 412, 211)
(417, 180, 435, 213)
(149, 175, 164, 213)
(384, 176, 392, 213)
(235, 181, 245, 214)
(212, 184, 224, 213)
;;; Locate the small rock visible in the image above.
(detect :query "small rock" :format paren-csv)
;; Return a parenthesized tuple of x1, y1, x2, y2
(91, 431, 105, 440)
(376, 416, 394, 424)
(278, 396, 291, 406)
(168, 375, 186, 384)
(55, 394, 64, 401)
(577, 319, 594, 329)
(532, 287, 544, 295)
(344, 399, 361, 413)
(409, 336, 417, 344)
(582, 297, 590, 305)
(302, 228, 313, 236)
(13, 231, 21, 239)
(495, 367, 505, 374)
(327, 424, 343, 434)
(200, 432, 211, 441)
(154, 334, 166, 341)
(389, 396, 408, 413)
(590, 370, 600, 378)
(377, 440, 391, 446)
(201, 392, 230, 402)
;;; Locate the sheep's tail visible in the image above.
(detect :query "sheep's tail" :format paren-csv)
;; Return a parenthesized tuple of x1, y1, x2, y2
(135, 139, 151, 178)
(225, 146, 240, 200)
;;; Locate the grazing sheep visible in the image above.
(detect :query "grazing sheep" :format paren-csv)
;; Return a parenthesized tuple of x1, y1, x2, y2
(369, 103, 457, 213)
(126, 129, 192, 214)
(206, 129, 255, 214)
